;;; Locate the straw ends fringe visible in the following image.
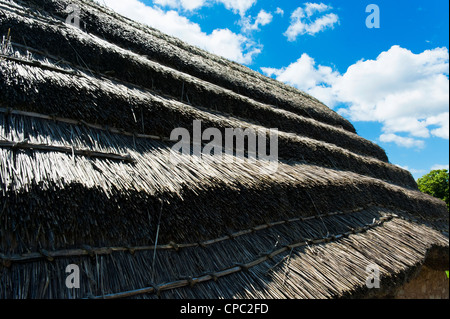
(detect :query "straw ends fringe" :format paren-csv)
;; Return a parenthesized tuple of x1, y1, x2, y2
(0, 0, 448, 300)
(0, 212, 447, 299)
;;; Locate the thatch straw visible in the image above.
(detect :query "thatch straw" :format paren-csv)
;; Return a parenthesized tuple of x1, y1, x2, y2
(0, 5, 385, 160)
(0, 140, 135, 163)
(0, 0, 448, 300)
(0, 60, 416, 188)
(0, 111, 447, 255)
(20, 0, 356, 133)
(0, 207, 447, 299)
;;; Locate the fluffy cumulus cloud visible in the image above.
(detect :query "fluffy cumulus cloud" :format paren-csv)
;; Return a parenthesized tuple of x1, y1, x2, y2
(379, 133, 425, 149)
(275, 7, 284, 17)
(261, 53, 339, 107)
(98, 0, 261, 64)
(262, 45, 450, 148)
(240, 9, 273, 32)
(284, 3, 339, 41)
(153, 0, 256, 15)
(218, 0, 257, 16)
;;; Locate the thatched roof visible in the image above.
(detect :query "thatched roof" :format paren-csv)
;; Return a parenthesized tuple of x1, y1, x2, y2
(0, 0, 448, 299)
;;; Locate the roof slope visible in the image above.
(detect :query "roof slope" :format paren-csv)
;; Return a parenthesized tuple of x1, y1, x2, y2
(0, 0, 448, 299)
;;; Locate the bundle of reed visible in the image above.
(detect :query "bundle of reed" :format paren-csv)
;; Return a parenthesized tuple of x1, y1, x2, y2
(0, 5, 384, 160)
(0, 61, 416, 188)
(0, 0, 447, 300)
(22, 0, 356, 133)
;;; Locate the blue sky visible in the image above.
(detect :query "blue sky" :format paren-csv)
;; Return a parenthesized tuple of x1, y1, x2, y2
(100, 0, 449, 179)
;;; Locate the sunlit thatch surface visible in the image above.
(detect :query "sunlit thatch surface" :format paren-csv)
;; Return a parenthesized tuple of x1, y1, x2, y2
(0, 0, 448, 299)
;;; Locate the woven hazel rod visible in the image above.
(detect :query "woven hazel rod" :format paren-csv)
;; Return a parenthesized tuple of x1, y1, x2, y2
(11, 42, 71, 66)
(1, 49, 335, 151)
(1, 48, 282, 146)
(0, 106, 269, 152)
(0, 104, 281, 149)
(7, 35, 359, 146)
(89, 216, 394, 300)
(3, 40, 189, 116)
(0, 140, 136, 163)
(0, 54, 77, 75)
(3, 207, 440, 266)
(0, 203, 442, 267)
(4, 42, 299, 135)
(0, 106, 296, 165)
(0, 206, 381, 265)
(3, 45, 180, 107)
(8, 38, 232, 125)
(0, 107, 170, 142)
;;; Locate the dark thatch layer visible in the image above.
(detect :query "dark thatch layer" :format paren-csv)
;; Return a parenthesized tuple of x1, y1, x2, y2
(0, 207, 447, 299)
(23, 0, 356, 133)
(0, 0, 448, 300)
(0, 61, 416, 188)
(0, 4, 386, 161)
(0, 112, 447, 253)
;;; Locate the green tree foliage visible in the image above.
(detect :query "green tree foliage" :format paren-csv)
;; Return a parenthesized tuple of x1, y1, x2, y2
(417, 169, 449, 210)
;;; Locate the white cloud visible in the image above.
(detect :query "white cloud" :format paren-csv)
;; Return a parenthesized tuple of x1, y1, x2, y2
(99, 0, 261, 64)
(425, 113, 450, 139)
(153, 0, 207, 11)
(379, 133, 425, 149)
(152, 0, 256, 14)
(275, 7, 284, 16)
(336, 46, 449, 142)
(206, 29, 261, 63)
(240, 9, 273, 32)
(217, 0, 257, 16)
(431, 164, 449, 171)
(262, 45, 450, 149)
(261, 53, 339, 107)
(284, 3, 339, 41)
(395, 164, 426, 175)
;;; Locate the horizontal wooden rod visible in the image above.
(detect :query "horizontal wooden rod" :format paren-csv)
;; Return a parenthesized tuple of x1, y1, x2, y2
(0, 139, 135, 163)
(0, 206, 394, 265)
(89, 216, 394, 299)
(0, 107, 171, 142)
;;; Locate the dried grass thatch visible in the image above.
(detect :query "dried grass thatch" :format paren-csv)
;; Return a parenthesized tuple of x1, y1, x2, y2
(0, 60, 416, 188)
(23, 0, 356, 133)
(0, 0, 448, 300)
(0, 4, 385, 160)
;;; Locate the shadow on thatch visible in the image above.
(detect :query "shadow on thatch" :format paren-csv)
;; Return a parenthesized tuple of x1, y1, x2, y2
(0, 0, 448, 299)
